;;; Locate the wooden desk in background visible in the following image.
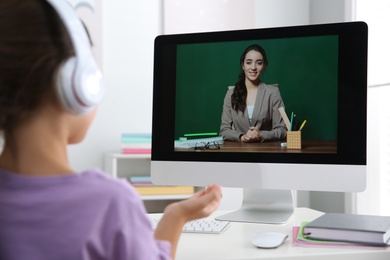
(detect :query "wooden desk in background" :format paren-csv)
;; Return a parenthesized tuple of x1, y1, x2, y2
(176, 140, 337, 154)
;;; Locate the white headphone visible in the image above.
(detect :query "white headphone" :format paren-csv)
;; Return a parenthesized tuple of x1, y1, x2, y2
(46, 0, 104, 114)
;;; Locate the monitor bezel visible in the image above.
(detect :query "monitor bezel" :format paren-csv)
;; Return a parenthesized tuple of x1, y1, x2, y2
(152, 22, 368, 166)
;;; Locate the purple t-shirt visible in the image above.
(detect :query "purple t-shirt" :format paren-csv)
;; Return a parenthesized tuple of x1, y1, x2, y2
(0, 168, 171, 260)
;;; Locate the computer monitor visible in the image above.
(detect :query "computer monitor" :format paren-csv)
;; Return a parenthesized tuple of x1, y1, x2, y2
(151, 22, 368, 224)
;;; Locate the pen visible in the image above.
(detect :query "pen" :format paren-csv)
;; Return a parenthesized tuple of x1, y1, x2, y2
(290, 112, 294, 131)
(299, 120, 307, 131)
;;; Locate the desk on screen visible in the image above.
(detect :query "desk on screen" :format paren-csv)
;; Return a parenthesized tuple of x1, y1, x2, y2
(176, 140, 337, 154)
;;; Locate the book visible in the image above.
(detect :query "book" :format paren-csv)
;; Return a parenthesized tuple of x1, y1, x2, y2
(121, 133, 152, 138)
(293, 222, 369, 247)
(129, 176, 153, 186)
(303, 213, 390, 246)
(121, 133, 151, 141)
(121, 137, 152, 143)
(181, 132, 219, 140)
(133, 185, 195, 195)
(122, 148, 151, 154)
(130, 176, 152, 182)
(174, 136, 223, 149)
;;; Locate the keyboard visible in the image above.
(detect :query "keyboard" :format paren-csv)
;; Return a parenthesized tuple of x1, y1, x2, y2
(149, 215, 230, 234)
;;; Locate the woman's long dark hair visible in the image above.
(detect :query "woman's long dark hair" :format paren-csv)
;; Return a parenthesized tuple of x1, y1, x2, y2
(231, 44, 268, 113)
(0, 0, 73, 138)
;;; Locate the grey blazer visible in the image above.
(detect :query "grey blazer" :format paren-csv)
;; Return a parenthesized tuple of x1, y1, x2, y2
(220, 82, 287, 142)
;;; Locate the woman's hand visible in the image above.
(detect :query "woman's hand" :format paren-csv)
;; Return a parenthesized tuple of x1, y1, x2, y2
(242, 126, 264, 142)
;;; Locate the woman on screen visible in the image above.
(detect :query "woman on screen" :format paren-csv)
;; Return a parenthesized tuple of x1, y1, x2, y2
(0, 1, 221, 259)
(220, 44, 287, 142)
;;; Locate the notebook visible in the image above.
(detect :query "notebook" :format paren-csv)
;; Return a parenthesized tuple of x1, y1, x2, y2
(303, 213, 390, 246)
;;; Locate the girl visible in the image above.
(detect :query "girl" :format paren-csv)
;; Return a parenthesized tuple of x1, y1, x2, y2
(0, 1, 222, 259)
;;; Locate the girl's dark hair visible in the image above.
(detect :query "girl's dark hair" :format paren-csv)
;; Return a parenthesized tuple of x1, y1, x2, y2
(0, 0, 73, 137)
(231, 44, 268, 113)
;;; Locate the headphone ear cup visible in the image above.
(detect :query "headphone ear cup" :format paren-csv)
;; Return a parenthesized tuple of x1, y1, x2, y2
(56, 56, 104, 115)
(73, 59, 104, 109)
(56, 57, 79, 114)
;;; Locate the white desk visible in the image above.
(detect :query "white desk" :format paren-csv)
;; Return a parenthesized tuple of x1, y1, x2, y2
(175, 208, 390, 260)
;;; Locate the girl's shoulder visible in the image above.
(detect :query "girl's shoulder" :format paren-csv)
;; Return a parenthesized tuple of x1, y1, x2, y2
(78, 169, 137, 197)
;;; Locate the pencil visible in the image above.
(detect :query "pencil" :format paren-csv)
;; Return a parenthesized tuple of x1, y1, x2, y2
(299, 120, 307, 131)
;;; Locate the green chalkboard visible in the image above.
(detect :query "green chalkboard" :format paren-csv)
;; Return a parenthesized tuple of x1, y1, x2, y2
(174, 35, 338, 141)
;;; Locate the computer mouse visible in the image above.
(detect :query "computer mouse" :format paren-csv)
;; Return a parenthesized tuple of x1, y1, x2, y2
(251, 232, 288, 249)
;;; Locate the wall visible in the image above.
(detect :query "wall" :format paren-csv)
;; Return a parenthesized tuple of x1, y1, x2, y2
(255, 0, 310, 27)
(163, 0, 256, 34)
(68, 0, 162, 171)
(309, 0, 354, 24)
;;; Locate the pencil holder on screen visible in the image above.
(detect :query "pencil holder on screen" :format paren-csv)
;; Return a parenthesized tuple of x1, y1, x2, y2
(287, 131, 301, 149)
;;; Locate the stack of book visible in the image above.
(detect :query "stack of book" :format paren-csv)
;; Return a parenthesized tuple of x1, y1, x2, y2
(175, 132, 224, 149)
(121, 133, 151, 154)
(129, 176, 195, 196)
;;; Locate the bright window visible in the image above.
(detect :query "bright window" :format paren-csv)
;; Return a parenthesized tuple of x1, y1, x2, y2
(355, 0, 390, 215)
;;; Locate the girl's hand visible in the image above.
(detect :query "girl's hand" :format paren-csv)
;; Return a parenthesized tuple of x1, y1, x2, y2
(164, 184, 222, 222)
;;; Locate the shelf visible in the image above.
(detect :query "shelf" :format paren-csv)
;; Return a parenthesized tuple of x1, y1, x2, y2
(104, 153, 151, 178)
(141, 194, 193, 201)
(104, 152, 191, 212)
(110, 153, 151, 159)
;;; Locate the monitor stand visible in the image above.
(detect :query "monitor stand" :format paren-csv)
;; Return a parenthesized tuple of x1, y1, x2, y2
(215, 189, 294, 224)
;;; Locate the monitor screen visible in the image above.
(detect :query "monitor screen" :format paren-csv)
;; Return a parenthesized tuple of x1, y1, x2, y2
(151, 22, 367, 223)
